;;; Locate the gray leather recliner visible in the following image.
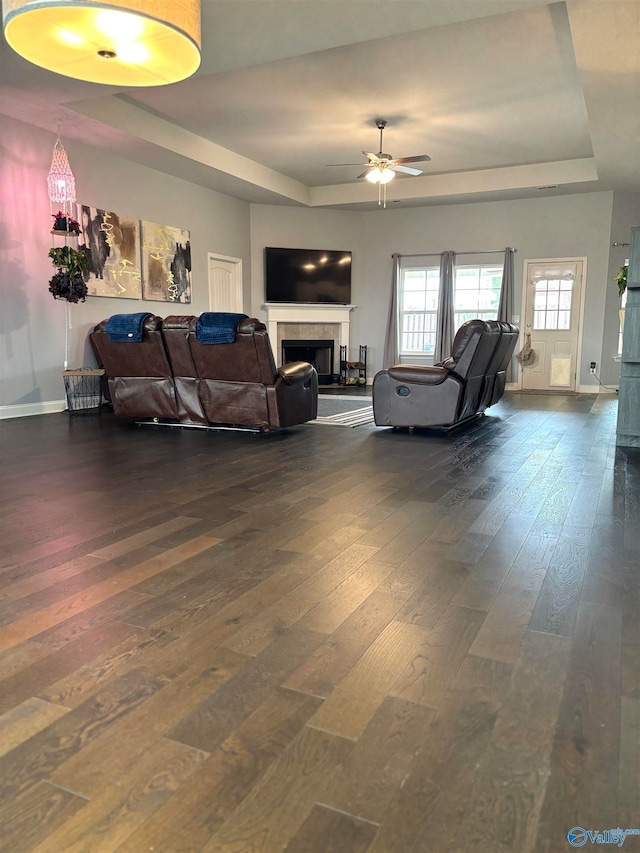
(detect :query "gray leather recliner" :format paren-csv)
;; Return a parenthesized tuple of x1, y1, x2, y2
(373, 319, 519, 428)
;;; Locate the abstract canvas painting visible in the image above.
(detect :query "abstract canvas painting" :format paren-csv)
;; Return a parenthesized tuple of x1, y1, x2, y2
(76, 205, 142, 299)
(141, 220, 191, 303)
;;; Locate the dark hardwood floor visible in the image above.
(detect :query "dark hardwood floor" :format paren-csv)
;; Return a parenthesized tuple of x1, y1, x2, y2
(0, 392, 638, 853)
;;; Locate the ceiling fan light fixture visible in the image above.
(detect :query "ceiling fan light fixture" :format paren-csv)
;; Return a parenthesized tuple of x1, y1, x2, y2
(2, 0, 201, 87)
(365, 166, 395, 184)
(327, 119, 428, 207)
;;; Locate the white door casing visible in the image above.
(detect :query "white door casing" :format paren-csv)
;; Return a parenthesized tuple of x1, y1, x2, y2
(208, 253, 243, 313)
(519, 258, 586, 392)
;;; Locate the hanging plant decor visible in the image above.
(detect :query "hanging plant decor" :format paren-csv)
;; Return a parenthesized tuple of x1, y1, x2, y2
(51, 210, 81, 235)
(614, 264, 628, 297)
(48, 246, 88, 303)
(48, 270, 88, 303)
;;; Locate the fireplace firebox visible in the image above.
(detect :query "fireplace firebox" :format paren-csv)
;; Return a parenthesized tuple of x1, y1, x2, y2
(282, 339, 335, 385)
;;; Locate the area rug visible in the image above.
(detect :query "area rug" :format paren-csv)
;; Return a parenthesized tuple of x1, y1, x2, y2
(309, 395, 375, 427)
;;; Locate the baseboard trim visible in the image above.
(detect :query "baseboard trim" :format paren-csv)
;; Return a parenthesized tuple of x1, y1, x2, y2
(507, 384, 616, 395)
(577, 384, 617, 394)
(0, 400, 66, 420)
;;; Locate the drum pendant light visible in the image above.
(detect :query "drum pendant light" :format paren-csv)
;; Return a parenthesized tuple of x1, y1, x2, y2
(2, 0, 201, 87)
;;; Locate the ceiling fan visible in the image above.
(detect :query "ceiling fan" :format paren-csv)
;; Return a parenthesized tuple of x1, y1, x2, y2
(328, 119, 431, 206)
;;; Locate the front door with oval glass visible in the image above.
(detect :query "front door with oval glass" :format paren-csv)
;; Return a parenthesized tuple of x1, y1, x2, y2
(521, 259, 584, 392)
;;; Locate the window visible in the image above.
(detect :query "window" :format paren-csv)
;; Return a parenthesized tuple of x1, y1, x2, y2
(400, 267, 440, 355)
(454, 265, 503, 328)
(532, 277, 574, 330)
(399, 263, 503, 356)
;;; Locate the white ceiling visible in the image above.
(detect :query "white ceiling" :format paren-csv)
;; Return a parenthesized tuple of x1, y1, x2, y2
(1, 0, 638, 210)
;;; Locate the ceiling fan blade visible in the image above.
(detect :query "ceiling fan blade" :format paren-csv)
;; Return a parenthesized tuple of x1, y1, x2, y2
(362, 151, 380, 162)
(356, 170, 371, 180)
(392, 154, 432, 164)
(392, 164, 423, 176)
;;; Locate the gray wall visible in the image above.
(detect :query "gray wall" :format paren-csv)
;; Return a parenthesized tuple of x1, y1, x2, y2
(0, 115, 251, 410)
(249, 204, 363, 314)
(251, 192, 637, 388)
(2, 108, 637, 412)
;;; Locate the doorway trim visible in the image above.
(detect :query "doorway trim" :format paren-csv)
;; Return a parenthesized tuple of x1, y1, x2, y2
(517, 256, 588, 392)
(207, 252, 244, 313)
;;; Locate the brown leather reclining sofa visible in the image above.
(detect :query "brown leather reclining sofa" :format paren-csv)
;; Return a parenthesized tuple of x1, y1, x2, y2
(372, 319, 519, 429)
(90, 314, 318, 431)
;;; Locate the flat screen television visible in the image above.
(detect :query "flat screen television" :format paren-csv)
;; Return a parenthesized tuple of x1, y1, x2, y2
(265, 247, 352, 304)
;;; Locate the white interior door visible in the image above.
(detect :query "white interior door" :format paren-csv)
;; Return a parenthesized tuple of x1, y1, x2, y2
(521, 259, 584, 392)
(208, 254, 243, 312)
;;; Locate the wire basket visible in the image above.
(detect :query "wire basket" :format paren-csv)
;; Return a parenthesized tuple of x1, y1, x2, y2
(63, 368, 104, 414)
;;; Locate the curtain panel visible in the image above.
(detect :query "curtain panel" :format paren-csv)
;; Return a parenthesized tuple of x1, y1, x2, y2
(498, 247, 515, 381)
(383, 253, 401, 368)
(498, 247, 515, 321)
(434, 251, 456, 362)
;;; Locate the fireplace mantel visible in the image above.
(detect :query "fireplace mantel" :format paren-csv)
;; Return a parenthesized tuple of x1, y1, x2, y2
(262, 303, 355, 363)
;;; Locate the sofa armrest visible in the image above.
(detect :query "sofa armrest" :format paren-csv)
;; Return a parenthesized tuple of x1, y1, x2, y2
(434, 356, 455, 369)
(277, 361, 316, 385)
(237, 317, 266, 334)
(387, 365, 450, 386)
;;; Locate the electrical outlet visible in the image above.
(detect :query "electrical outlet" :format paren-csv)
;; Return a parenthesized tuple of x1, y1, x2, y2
(590, 362, 596, 374)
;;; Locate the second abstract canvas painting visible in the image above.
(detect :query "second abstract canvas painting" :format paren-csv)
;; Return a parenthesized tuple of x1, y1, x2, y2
(141, 221, 191, 303)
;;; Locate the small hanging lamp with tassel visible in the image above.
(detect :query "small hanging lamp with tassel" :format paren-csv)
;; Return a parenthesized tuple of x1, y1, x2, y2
(48, 133, 76, 218)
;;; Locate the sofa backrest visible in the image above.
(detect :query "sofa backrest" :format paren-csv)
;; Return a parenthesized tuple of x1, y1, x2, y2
(173, 316, 278, 385)
(448, 320, 501, 379)
(158, 315, 210, 425)
(490, 322, 519, 406)
(161, 315, 199, 377)
(475, 321, 516, 411)
(447, 320, 502, 420)
(90, 315, 173, 378)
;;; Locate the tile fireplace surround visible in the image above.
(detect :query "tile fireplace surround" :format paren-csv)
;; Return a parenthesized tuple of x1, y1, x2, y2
(263, 303, 355, 375)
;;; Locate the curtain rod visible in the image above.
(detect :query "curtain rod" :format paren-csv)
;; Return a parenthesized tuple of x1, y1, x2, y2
(397, 248, 516, 259)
